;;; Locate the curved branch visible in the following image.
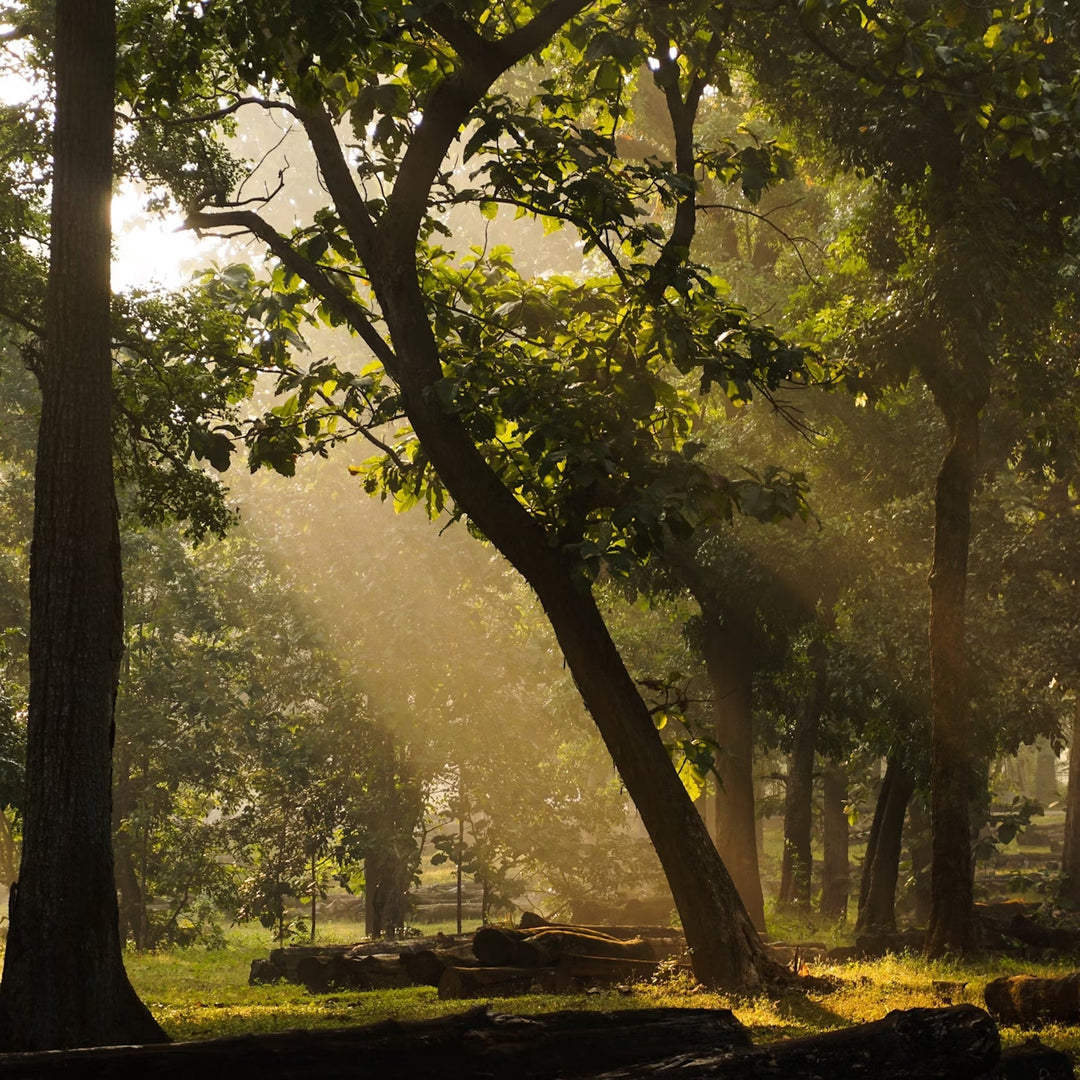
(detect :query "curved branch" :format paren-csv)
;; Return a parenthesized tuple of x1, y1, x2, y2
(165, 95, 302, 127)
(183, 208, 399, 377)
(698, 200, 823, 283)
(387, 0, 594, 241)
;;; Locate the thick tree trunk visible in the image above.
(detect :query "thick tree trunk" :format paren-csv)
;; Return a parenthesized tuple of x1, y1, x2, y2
(778, 636, 825, 907)
(1061, 702, 1080, 903)
(855, 756, 915, 935)
(0, 0, 166, 1051)
(699, 605, 766, 931)
(363, 250, 775, 988)
(388, 352, 770, 987)
(926, 403, 980, 956)
(819, 760, 849, 920)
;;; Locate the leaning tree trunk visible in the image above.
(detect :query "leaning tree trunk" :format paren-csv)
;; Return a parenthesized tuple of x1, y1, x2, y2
(378, 275, 774, 989)
(819, 760, 849, 920)
(0, 0, 166, 1050)
(1061, 701, 1080, 903)
(699, 604, 766, 931)
(926, 402, 980, 957)
(778, 635, 825, 908)
(855, 755, 916, 935)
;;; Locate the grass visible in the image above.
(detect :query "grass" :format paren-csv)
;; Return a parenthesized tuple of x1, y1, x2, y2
(114, 920, 1080, 1060)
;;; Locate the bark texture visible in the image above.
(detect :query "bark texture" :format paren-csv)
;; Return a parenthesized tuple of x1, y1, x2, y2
(926, 402, 980, 956)
(1061, 702, 1080, 904)
(778, 635, 825, 907)
(0, 1007, 751, 1079)
(0, 0, 166, 1050)
(699, 605, 766, 931)
(591, 1005, 1000, 1079)
(855, 756, 915, 935)
(819, 760, 849, 920)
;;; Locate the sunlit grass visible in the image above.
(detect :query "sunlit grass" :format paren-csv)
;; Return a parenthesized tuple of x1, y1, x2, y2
(113, 923, 1080, 1059)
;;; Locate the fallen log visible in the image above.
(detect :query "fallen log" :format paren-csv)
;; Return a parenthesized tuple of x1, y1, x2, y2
(0, 1006, 751, 1078)
(297, 953, 414, 992)
(584, 1005, 1001, 1079)
(520, 912, 685, 943)
(401, 946, 479, 987)
(999, 1038, 1076, 1079)
(473, 926, 658, 968)
(984, 973, 1080, 1027)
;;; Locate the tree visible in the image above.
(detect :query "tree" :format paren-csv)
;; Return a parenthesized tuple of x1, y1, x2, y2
(748, 1, 1080, 953)
(0, 0, 167, 1049)
(125, 0, 820, 988)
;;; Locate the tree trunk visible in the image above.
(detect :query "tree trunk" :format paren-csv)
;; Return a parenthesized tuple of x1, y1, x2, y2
(372, 271, 775, 989)
(778, 636, 825, 908)
(698, 604, 766, 931)
(907, 792, 932, 924)
(926, 402, 980, 956)
(819, 760, 849, 920)
(1061, 702, 1080, 903)
(855, 755, 915, 935)
(0, 0, 166, 1051)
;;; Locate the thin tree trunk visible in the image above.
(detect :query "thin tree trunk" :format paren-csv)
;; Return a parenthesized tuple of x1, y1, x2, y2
(1061, 701, 1080, 903)
(0, 0, 165, 1049)
(699, 606, 765, 932)
(819, 761, 849, 920)
(907, 792, 932, 925)
(926, 403, 980, 956)
(855, 756, 915, 935)
(779, 636, 825, 907)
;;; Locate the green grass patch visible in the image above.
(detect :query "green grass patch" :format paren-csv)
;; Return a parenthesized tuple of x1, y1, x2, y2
(116, 924, 1080, 1058)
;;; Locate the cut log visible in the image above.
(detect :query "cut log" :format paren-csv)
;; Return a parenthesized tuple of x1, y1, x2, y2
(401, 947, 479, 987)
(519, 913, 684, 943)
(985, 973, 1080, 1027)
(0, 1006, 750, 1078)
(584, 1005, 1001, 1079)
(473, 926, 659, 968)
(438, 965, 556, 999)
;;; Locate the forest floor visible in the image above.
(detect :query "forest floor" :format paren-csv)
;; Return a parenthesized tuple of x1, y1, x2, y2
(119, 920, 1080, 1060)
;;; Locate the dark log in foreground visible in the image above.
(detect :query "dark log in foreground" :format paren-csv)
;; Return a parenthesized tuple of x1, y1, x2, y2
(0, 1006, 750, 1079)
(585, 1005, 1000, 1079)
(985, 973, 1080, 1027)
(999, 1038, 1076, 1080)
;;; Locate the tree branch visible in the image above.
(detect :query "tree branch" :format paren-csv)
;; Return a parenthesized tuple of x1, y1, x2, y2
(183, 208, 399, 377)
(387, 0, 594, 241)
(296, 102, 380, 259)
